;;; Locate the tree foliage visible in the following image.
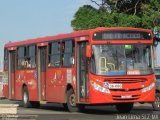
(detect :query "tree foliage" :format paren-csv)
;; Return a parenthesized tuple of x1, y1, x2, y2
(71, 0, 160, 31)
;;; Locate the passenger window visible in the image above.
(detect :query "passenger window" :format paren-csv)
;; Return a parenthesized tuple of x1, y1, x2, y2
(28, 45, 36, 69)
(48, 42, 61, 67)
(17, 45, 36, 69)
(17, 47, 26, 69)
(63, 40, 74, 67)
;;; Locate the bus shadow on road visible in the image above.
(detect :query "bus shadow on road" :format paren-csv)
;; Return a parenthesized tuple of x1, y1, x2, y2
(17, 101, 118, 114)
(16, 101, 154, 115)
(81, 106, 154, 115)
(17, 101, 69, 112)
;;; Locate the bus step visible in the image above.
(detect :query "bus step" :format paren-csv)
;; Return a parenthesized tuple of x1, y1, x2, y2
(40, 101, 47, 104)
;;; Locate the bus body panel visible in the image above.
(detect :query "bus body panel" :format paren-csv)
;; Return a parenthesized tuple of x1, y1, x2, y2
(15, 70, 39, 101)
(46, 68, 67, 103)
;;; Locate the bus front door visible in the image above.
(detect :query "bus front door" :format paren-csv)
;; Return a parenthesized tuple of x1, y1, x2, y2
(77, 41, 89, 103)
(38, 47, 47, 101)
(8, 51, 16, 99)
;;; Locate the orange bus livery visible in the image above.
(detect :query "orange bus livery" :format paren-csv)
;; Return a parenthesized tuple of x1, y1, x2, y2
(2, 27, 156, 113)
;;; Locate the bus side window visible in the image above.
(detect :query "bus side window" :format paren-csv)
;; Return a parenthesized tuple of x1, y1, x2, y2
(63, 40, 74, 67)
(17, 46, 25, 69)
(48, 42, 61, 67)
(4, 48, 8, 71)
(28, 45, 36, 68)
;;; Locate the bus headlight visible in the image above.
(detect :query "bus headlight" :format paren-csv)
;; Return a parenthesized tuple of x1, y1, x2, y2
(142, 82, 155, 93)
(91, 81, 110, 94)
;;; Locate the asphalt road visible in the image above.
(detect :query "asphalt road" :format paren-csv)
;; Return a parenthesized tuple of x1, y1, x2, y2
(0, 99, 160, 120)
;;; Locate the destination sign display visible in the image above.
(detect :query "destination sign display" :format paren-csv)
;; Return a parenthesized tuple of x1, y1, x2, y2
(93, 30, 152, 40)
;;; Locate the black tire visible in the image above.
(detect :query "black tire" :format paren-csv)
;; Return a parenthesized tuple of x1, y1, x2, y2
(22, 87, 31, 108)
(152, 93, 160, 111)
(66, 89, 78, 112)
(66, 89, 85, 112)
(116, 103, 133, 113)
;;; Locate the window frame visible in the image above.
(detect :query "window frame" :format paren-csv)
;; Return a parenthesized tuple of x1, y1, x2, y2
(17, 46, 26, 70)
(48, 41, 61, 68)
(27, 44, 36, 69)
(17, 44, 36, 70)
(48, 39, 74, 68)
(62, 39, 74, 68)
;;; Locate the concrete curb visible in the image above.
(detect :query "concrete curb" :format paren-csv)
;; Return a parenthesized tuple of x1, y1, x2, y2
(0, 115, 38, 120)
(0, 104, 19, 114)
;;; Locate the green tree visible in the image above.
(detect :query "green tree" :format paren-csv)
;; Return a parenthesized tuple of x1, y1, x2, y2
(71, 0, 160, 31)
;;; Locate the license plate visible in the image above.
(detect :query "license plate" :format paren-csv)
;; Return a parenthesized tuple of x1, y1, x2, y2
(121, 95, 132, 99)
(109, 84, 122, 89)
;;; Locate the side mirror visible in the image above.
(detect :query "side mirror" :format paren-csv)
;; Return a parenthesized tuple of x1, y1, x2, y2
(86, 45, 91, 58)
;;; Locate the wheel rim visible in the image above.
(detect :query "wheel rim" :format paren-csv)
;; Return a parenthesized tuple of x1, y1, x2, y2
(69, 94, 76, 106)
(154, 96, 160, 108)
(23, 92, 28, 104)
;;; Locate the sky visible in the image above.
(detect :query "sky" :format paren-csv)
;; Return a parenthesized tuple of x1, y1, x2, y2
(0, 0, 160, 69)
(0, 0, 91, 69)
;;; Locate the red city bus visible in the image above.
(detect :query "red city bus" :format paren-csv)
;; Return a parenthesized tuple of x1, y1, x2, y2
(2, 27, 156, 113)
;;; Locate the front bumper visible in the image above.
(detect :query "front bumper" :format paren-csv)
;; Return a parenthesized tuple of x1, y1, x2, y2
(89, 82, 155, 104)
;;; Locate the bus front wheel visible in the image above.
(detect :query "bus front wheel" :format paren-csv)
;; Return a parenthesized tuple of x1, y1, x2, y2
(152, 93, 160, 111)
(116, 103, 133, 113)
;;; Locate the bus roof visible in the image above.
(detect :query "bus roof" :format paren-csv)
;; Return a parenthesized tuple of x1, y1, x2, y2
(4, 27, 152, 48)
(4, 29, 91, 48)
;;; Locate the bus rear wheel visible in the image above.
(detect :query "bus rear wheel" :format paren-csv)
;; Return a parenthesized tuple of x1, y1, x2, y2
(116, 103, 133, 113)
(66, 89, 85, 112)
(66, 89, 78, 112)
(22, 87, 40, 108)
(22, 87, 31, 108)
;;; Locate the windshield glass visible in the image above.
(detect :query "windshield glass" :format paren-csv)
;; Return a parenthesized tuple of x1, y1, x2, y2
(90, 45, 153, 76)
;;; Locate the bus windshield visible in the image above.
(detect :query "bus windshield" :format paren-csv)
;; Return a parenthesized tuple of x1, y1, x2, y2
(90, 44, 153, 76)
